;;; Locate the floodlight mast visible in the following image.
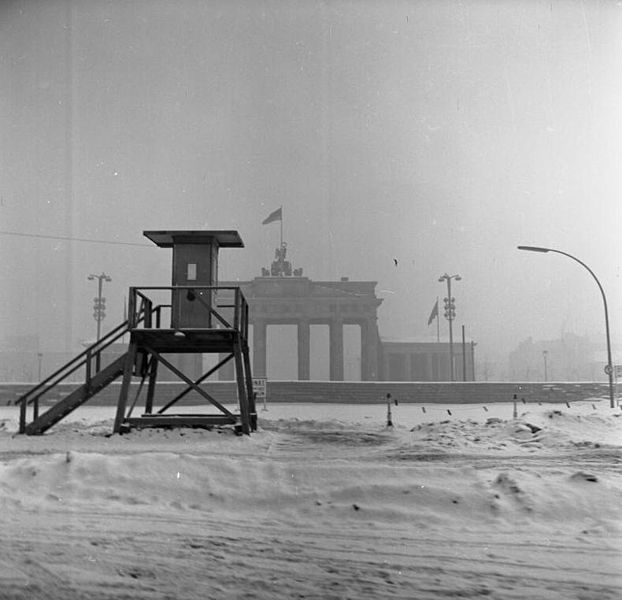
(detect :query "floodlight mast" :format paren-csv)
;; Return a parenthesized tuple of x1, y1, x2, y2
(438, 273, 462, 381)
(517, 245, 615, 408)
(88, 272, 112, 343)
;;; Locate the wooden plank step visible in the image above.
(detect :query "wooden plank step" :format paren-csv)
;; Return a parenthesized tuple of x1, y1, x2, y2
(123, 414, 238, 430)
(24, 354, 127, 435)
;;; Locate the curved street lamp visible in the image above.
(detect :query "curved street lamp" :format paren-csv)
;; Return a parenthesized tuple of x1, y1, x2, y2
(438, 273, 462, 381)
(518, 246, 615, 408)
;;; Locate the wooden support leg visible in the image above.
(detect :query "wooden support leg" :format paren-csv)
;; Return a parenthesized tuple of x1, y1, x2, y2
(242, 343, 256, 431)
(113, 343, 138, 434)
(144, 356, 159, 414)
(233, 335, 250, 435)
(19, 400, 26, 434)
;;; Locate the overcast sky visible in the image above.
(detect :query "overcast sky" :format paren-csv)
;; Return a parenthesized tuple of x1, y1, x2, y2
(1, 0, 621, 374)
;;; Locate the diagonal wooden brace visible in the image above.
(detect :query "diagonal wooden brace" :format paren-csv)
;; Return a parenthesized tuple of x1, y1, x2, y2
(143, 345, 235, 418)
(157, 353, 235, 414)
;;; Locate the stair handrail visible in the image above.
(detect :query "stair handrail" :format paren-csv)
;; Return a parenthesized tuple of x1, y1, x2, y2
(16, 301, 154, 409)
(16, 321, 129, 409)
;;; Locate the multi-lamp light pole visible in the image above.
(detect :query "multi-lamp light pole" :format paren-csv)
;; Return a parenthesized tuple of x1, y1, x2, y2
(438, 273, 461, 382)
(88, 272, 112, 343)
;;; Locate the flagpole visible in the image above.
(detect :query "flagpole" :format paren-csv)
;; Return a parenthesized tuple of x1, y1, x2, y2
(280, 205, 283, 248)
(436, 296, 440, 342)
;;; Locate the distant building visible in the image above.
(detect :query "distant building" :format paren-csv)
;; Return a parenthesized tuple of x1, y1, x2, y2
(221, 243, 383, 381)
(507, 333, 619, 382)
(380, 340, 476, 382)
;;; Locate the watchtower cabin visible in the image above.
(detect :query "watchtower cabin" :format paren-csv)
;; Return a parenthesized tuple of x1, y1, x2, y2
(17, 230, 256, 436)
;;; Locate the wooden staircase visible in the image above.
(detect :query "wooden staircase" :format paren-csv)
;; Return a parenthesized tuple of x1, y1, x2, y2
(17, 285, 256, 436)
(17, 319, 132, 435)
(22, 354, 127, 435)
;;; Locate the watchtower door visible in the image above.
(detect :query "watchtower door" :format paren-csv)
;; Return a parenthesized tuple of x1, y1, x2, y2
(171, 242, 218, 328)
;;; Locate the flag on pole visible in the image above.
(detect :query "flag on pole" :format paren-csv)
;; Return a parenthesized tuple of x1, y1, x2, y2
(427, 299, 439, 326)
(262, 207, 282, 225)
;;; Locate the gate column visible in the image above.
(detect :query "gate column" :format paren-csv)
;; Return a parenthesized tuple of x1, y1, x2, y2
(297, 319, 310, 380)
(361, 318, 379, 381)
(253, 319, 267, 378)
(329, 319, 344, 381)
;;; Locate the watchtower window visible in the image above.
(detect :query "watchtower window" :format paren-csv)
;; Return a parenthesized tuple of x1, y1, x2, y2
(187, 263, 197, 281)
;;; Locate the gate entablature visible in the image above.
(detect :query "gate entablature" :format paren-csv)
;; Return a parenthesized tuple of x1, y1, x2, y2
(220, 275, 383, 381)
(247, 280, 381, 323)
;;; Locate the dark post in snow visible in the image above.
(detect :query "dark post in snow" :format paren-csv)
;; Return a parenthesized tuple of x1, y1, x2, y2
(386, 393, 397, 427)
(461, 324, 467, 382)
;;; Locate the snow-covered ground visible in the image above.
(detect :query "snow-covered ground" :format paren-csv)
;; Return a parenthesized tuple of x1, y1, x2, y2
(0, 400, 620, 599)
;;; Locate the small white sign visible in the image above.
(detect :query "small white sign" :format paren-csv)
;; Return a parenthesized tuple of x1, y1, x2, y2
(253, 378, 267, 411)
(253, 378, 267, 399)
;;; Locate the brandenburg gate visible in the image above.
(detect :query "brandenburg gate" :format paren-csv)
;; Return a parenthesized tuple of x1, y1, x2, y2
(221, 244, 382, 381)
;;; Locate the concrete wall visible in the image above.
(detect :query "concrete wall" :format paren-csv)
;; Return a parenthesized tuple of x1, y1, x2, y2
(3, 380, 616, 409)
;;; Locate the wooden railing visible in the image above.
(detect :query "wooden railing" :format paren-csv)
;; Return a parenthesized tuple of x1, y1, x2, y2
(16, 286, 249, 433)
(127, 286, 250, 343)
(17, 301, 154, 432)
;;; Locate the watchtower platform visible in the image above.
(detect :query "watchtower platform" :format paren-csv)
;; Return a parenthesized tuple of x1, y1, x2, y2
(17, 230, 256, 435)
(113, 283, 255, 434)
(113, 230, 254, 434)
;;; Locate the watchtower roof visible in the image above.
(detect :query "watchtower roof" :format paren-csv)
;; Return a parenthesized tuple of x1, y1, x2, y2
(143, 230, 244, 248)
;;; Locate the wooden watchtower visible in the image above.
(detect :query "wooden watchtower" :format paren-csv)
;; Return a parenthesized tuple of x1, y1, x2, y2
(113, 230, 256, 434)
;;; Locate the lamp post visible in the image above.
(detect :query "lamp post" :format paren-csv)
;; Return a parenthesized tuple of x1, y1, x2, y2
(542, 350, 548, 382)
(88, 272, 111, 343)
(518, 246, 615, 408)
(438, 273, 461, 381)
(471, 341, 477, 381)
